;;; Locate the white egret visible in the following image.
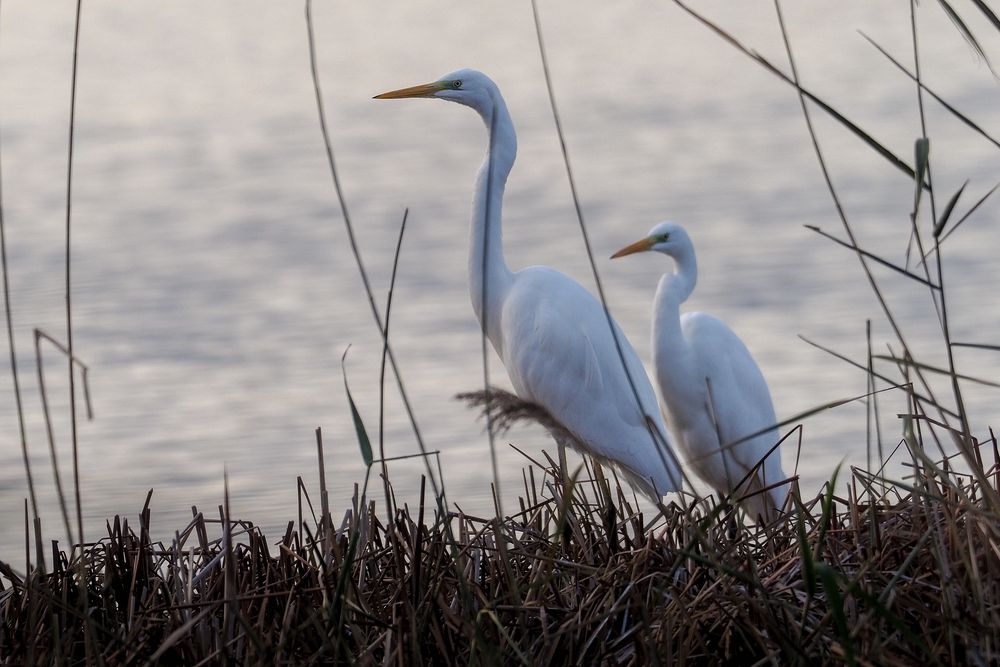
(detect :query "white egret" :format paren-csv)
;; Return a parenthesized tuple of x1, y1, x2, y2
(375, 70, 682, 497)
(611, 222, 787, 520)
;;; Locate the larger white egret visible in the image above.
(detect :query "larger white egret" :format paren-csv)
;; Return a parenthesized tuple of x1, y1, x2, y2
(375, 70, 682, 497)
(611, 222, 787, 520)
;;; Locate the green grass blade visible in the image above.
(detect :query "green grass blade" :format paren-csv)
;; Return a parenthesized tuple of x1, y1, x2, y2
(933, 181, 967, 237)
(817, 462, 842, 552)
(913, 138, 930, 213)
(815, 562, 856, 666)
(938, 181, 999, 245)
(797, 507, 816, 597)
(341, 348, 373, 468)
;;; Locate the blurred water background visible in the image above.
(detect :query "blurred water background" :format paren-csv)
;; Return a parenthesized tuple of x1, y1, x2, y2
(1, 1, 999, 564)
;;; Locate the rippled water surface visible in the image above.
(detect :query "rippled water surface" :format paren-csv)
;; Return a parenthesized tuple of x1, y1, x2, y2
(1, 2, 999, 562)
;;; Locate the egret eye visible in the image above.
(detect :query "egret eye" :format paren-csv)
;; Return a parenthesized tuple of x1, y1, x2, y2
(452, 80, 463, 89)
(659, 233, 670, 242)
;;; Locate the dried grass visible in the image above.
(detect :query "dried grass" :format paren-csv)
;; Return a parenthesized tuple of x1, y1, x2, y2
(2, 433, 999, 665)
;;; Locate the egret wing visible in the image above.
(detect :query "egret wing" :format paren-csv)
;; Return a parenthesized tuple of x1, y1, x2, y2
(500, 267, 681, 493)
(682, 312, 785, 491)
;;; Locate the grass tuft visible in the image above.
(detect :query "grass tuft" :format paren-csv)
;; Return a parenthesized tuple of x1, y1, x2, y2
(2, 438, 1000, 664)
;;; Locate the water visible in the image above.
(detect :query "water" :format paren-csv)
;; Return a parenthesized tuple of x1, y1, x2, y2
(1, 1, 999, 564)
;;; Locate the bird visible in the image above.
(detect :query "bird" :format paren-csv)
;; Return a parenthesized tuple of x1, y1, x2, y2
(611, 221, 788, 520)
(375, 69, 683, 498)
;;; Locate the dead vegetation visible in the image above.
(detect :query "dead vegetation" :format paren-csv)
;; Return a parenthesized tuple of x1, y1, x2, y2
(2, 427, 999, 664)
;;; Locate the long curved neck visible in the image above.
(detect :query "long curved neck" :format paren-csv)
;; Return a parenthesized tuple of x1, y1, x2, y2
(652, 247, 698, 371)
(469, 97, 516, 347)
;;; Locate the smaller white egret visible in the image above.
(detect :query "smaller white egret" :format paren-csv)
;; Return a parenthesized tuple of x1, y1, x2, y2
(611, 222, 787, 520)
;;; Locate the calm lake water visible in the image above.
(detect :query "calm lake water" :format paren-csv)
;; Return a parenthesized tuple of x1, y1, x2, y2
(1, 1, 999, 564)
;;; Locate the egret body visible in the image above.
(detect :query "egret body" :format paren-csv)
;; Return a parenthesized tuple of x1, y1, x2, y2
(612, 222, 787, 519)
(376, 70, 682, 497)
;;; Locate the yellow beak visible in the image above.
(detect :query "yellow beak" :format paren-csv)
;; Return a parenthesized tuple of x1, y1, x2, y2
(610, 237, 655, 259)
(373, 81, 446, 100)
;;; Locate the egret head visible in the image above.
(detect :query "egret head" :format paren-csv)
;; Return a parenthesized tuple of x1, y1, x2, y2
(611, 221, 692, 260)
(374, 69, 498, 115)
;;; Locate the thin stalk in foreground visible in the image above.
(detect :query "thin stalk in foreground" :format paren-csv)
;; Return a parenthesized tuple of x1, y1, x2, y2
(860, 32, 1000, 151)
(65, 0, 84, 550)
(63, 2, 97, 662)
(34, 329, 87, 545)
(479, 106, 504, 518)
(0, 0, 39, 523)
(379, 208, 408, 518)
(304, 2, 475, 613)
(530, 0, 690, 496)
(906, 1, 943, 323)
(303, 0, 442, 504)
(477, 107, 520, 601)
(769, 0, 948, 444)
(673, 0, 922, 184)
(776, 0, 993, 508)
(910, 0, 973, 445)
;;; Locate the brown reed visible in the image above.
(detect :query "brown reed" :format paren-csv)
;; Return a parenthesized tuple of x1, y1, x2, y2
(1, 424, 998, 665)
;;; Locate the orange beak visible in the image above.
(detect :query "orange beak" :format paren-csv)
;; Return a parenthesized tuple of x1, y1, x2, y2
(610, 237, 655, 259)
(373, 81, 446, 100)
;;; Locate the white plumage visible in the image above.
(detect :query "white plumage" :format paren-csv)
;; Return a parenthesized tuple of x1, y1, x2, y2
(612, 221, 788, 519)
(376, 69, 683, 497)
